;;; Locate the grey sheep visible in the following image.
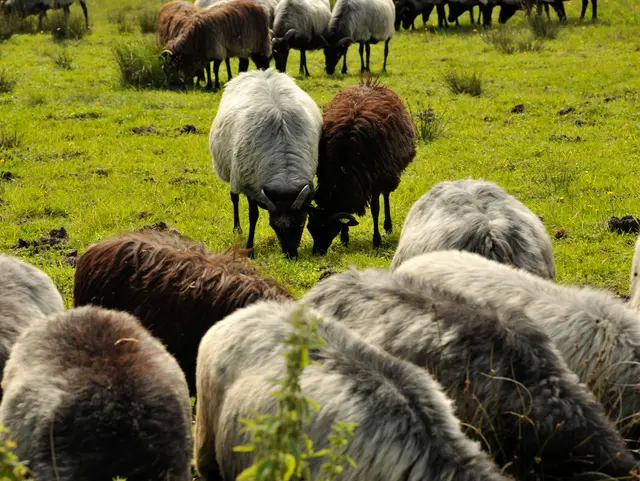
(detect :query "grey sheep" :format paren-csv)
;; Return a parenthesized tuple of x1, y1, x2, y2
(1, 0, 88, 30)
(628, 233, 640, 311)
(195, 299, 513, 481)
(272, 0, 331, 76)
(391, 178, 556, 279)
(302, 266, 638, 481)
(209, 68, 322, 259)
(396, 249, 640, 445)
(0, 306, 193, 481)
(0, 254, 63, 400)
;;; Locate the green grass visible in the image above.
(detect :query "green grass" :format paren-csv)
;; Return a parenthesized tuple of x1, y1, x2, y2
(0, 0, 639, 307)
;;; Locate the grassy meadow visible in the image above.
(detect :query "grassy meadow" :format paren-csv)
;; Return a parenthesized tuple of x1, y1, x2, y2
(0, 0, 639, 306)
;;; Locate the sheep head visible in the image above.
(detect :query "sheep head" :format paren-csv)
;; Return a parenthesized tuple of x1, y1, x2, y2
(307, 209, 358, 256)
(323, 37, 353, 75)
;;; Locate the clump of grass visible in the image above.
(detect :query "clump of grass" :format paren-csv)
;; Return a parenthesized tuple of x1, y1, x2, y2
(51, 48, 74, 70)
(0, 426, 30, 480)
(482, 28, 543, 54)
(109, 10, 135, 34)
(234, 306, 357, 481)
(0, 68, 16, 94)
(113, 36, 168, 88)
(409, 102, 446, 142)
(443, 69, 483, 97)
(26, 91, 46, 106)
(48, 11, 87, 41)
(528, 14, 561, 39)
(137, 9, 157, 34)
(0, 127, 22, 149)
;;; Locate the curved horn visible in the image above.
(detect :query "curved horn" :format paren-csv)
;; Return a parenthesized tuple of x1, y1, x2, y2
(291, 185, 311, 210)
(337, 36, 353, 47)
(161, 49, 173, 59)
(284, 28, 297, 41)
(260, 189, 277, 211)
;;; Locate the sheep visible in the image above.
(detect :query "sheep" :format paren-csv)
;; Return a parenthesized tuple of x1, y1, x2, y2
(72, 229, 292, 395)
(395, 0, 447, 30)
(1, 0, 88, 30)
(447, 0, 481, 25)
(195, 0, 279, 26)
(301, 267, 639, 481)
(496, 0, 566, 24)
(157, 0, 208, 86)
(395, 249, 640, 446)
(0, 305, 192, 481)
(629, 234, 640, 311)
(210, 69, 322, 259)
(307, 78, 416, 255)
(323, 0, 395, 75)
(0, 254, 64, 399)
(161, 0, 272, 90)
(195, 299, 513, 481)
(390, 178, 556, 279)
(271, 0, 331, 76)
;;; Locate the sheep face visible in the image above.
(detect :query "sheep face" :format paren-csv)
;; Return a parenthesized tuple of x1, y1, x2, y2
(307, 210, 359, 255)
(323, 37, 352, 75)
(272, 28, 296, 72)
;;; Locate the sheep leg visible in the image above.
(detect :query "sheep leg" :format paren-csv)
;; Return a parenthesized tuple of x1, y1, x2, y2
(246, 200, 260, 259)
(300, 50, 310, 77)
(64, 5, 70, 20)
(383, 192, 392, 233)
(341, 51, 348, 74)
(210, 60, 218, 90)
(365, 43, 370, 72)
(231, 192, 242, 234)
(580, 0, 587, 18)
(79, 0, 89, 28)
(238, 58, 249, 73)
(225, 58, 232, 81)
(382, 39, 390, 72)
(371, 193, 382, 248)
(340, 226, 350, 246)
(358, 43, 365, 72)
(38, 11, 45, 30)
(470, 7, 475, 24)
(592, 0, 597, 19)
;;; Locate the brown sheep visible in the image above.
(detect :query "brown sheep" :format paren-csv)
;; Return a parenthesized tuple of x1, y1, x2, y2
(161, 0, 272, 90)
(73, 229, 292, 394)
(307, 77, 416, 254)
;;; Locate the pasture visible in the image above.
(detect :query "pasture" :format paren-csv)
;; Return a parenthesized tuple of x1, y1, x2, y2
(0, 0, 639, 306)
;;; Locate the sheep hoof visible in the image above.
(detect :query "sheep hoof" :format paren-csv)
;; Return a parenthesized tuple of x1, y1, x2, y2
(248, 249, 255, 259)
(233, 226, 243, 235)
(384, 222, 392, 234)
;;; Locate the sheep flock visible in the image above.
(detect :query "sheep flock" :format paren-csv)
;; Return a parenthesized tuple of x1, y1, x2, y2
(0, 0, 634, 480)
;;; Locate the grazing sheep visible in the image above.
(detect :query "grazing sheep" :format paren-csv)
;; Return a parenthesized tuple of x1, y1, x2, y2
(395, 0, 447, 30)
(496, 0, 566, 23)
(210, 69, 322, 259)
(195, 300, 513, 481)
(0, 306, 192, 481)
(302, 267, 638, 481)
(447, 0, 480, 25)
(323, 0, 395, 75)
(1, 0, 88, 30)
(271, 0, 331, 76)
(0, 255, 64, 399)
(307, 78, 416, 255)
(162, 0, 272, 90)
(629, 234, 640, 311)
(396, 249, 640, 445)
(73, 230, 292, 395)
(390, 178, 556, 279)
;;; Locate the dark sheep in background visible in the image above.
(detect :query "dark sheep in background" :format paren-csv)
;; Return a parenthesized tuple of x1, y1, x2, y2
(307, 78, 416, 255)
(161, 0, 272, 90)
(73, 230, 292, 394)
(390, 178, 556, 279)
(496, 0, 566, 24)
(302, 267, 639, 481)
(1, 0, 88, 30)
(0, 306, 193, 481)
(395, 0, 447, 30)
(447, 0, 480, 25)
(195, 300, 512, 481)
(0, 254, 64, 400)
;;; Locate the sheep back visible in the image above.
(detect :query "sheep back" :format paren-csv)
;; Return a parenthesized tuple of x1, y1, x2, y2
(209, 68, 322, 202)
(391, 178, 556, 279)
(73, 229, 291, 394)
(396, 249, 640, 444)
(0, 306, 192, 481)
(273, 0, 331, 45)
(195, 300, 511, 481)
(315, 78, 416, 215)
(156, 0, 198, 48)
(301, 267, 637, 481)
(328, 0, 395, 42)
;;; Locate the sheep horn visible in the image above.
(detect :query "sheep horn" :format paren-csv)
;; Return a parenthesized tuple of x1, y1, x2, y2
(260, 189, 277, 211)
(337, 37, 353, 47)
(291, 185, 311, 210)
(161, 49, 173, 59)
(284, 28, 297, 41)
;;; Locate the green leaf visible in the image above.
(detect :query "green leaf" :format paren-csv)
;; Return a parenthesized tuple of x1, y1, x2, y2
(236, 464, 258, 481)
(233, 444, 256, 453)
(282, 454, 296, 481)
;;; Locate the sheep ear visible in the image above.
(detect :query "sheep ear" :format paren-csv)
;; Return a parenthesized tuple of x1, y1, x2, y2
(291, 185, 311, 210)
(284, 28, 297, 41)
(337, 37, 353, 47)
(330, 213, 358, 226)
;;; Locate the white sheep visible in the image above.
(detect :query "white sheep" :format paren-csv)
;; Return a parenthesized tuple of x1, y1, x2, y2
(302, 265, 638, 480)
(209, 68, 322, 259)
(391, 178, 556, 279)
(0, 254, 63, 399)
(271, 0, 331, 76)
(0, 306, 193, 481)
(195, 300, 512, 481)
(1, 0, 88, 30)
(323, 0, 395, 74)
(396, 249, 640, 444)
